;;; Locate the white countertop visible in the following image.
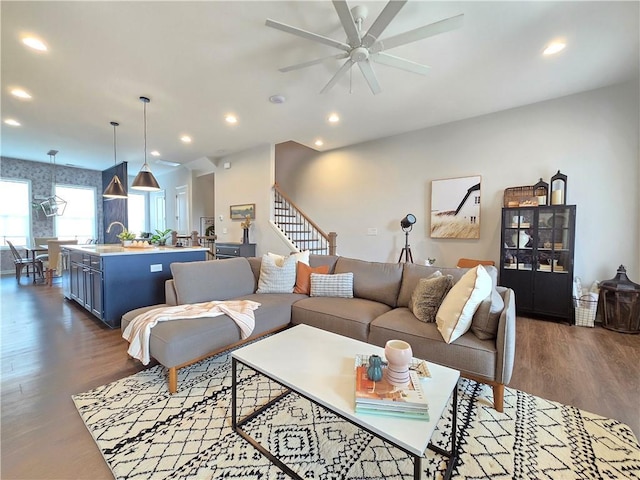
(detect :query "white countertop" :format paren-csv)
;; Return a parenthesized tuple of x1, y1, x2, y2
(63, 244, 209, 256)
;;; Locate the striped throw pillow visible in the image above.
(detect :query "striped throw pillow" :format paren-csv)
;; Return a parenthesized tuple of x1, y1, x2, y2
(310, 272, 354, 298)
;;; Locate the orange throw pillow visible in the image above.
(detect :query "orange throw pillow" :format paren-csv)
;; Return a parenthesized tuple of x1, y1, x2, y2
(294, 262, 330, 294)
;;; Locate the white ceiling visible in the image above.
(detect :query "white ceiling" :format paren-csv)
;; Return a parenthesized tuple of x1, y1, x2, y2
(2, 1, 638, 175)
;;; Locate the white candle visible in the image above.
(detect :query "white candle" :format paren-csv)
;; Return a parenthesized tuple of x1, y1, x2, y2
(551, 189, 563, 205)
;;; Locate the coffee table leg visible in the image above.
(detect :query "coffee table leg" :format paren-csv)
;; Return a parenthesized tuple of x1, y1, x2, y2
(231, 357, 237, 429)
(427, 381, 458, 480)
(414, 455, 422, 480)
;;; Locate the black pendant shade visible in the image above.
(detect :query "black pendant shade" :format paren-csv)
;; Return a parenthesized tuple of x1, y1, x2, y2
(131, 96, 161, 191)
(103, 121, 128, 199)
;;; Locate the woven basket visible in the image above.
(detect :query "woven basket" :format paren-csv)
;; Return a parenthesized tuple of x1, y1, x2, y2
(574, 295, 597, 327)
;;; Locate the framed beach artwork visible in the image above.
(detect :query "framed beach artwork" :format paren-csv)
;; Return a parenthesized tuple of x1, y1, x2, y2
(230, 203, 255, 220)
(430, 175, 481, 239)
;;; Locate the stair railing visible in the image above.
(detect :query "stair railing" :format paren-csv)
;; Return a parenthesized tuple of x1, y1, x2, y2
(273, 183, 337, 255)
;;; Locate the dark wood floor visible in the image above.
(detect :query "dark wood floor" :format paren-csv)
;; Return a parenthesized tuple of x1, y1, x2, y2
(1, 275, 638, 479)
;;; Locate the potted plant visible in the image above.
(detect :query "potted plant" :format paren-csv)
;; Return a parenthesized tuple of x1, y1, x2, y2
(117, 229, 136, 246)
(150, 228, 172, 246)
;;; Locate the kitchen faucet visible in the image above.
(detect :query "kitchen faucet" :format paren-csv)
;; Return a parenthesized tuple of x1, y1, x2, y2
(106, 221, 126, 235)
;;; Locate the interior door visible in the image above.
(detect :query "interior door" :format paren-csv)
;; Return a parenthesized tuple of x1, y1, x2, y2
(149, 190, 166, 232)
(175, 185, 189, 234)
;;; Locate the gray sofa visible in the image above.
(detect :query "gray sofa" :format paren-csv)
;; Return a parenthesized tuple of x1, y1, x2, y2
(121, 255, 516, 412)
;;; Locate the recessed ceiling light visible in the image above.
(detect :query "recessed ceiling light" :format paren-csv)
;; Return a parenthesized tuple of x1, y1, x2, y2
(314, 139, 324, 147)
(22, 36, 47, 51)
(180, 135, 192, 143)
(328, 113, 340, 123)
(150, 150, 160, 156)
(269, 95, 286, 104)
(11, 88, 32, 99)
(543, 42, 566, 55)
(225, 114, 238, 124)
(4, 119, 21, 126)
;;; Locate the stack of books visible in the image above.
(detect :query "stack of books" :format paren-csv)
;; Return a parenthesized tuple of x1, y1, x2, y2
(354, 354, 430, 420)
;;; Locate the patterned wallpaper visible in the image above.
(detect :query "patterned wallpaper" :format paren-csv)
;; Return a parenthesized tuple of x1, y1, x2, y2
(0, 156, 104, 274)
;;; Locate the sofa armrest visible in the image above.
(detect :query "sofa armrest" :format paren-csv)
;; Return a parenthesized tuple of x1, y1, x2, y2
(495, 287, 516, 385)
(165, 279, 178, 306)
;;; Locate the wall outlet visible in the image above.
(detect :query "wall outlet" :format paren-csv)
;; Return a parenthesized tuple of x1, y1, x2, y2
(150, 264, 162, 272)
(222, 228, 228, 234)
(367, 228, 378, 236)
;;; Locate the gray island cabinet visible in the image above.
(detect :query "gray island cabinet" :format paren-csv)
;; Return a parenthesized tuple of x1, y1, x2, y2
(62, 244, 208, 328)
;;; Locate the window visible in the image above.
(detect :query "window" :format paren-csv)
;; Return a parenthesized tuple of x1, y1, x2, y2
(54, 185, 96, 243)
(127, 193, 147, 236)
(0, 179, 31, 246)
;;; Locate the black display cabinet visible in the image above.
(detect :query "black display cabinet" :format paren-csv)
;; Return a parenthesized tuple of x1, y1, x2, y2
(500, 205, 576, 323)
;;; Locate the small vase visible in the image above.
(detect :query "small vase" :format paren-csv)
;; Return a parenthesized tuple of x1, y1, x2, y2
(242, 229, 249, 244)
(367, 355, 384, 382)
(384, 340, 412, 387)
(122, 240, 132, 247)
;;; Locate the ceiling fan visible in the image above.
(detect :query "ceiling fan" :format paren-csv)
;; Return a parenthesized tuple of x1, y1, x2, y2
(265, 0, 464, 95)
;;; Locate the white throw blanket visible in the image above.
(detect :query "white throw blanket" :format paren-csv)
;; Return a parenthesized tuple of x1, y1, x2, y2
(122, 300, 260, 365)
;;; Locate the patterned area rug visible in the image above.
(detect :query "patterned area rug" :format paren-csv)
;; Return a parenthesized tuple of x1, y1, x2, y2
(73, 346, 640, 480)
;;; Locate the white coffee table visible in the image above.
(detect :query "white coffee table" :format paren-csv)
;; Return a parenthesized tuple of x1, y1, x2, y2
(231, 324, 460, 480)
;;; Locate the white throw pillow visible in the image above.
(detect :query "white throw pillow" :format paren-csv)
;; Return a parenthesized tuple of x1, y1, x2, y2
(256, 254, 297, 293)
(310, 273, 354, 298)
(267, 250, 310, 267)
(436, 265, 492, 344)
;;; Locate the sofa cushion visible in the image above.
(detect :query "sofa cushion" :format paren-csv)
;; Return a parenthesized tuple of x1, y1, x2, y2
(309, 254, 339, 272)
(397, 263, 467, 308)
(310, 272, 354, 298)
(436, 265, 492, 343)
(369, 307, 497, 379)
(334, 257, 403, 307)
(409, 274, 454, 323)
(291, 297, 391, 342)
(256, 254, 297, 293)
(294, 262, 330, 294)
(121, 294, 302, 368)
(171, 258, 255, 304)
(471, 278, 505, 341)
(268, 250, 309, 266)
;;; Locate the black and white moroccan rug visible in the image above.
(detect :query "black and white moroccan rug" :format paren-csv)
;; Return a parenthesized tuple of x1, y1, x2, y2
(73, 346, 640, 480)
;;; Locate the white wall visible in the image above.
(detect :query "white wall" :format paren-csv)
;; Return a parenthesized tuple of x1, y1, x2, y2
(214, 144, 292, 255)
(289, 81, 639, 286)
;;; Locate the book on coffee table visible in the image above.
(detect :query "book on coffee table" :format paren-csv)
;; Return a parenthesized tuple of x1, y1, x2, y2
(354, 355, 429, 420)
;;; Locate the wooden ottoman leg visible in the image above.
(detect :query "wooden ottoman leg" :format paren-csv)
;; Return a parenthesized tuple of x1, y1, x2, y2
(168, 367, 178, 394)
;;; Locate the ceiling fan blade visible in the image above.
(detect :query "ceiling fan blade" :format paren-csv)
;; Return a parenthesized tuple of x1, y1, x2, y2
(371, 52, 431, 76)
(357, 60, 382, 95)
(332, 0, 360, 47)
(320, 59, 354, 94)
(279, 53, 349, 72)
(266, 18, 351, 52)
(361, 0, 408, 48)
(370, 13, 464, 53)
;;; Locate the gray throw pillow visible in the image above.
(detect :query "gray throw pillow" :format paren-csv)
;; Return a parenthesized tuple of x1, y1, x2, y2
(409, 275, 454, 323)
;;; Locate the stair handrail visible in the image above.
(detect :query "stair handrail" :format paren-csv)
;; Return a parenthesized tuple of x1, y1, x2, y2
(273, 183, 337, 255)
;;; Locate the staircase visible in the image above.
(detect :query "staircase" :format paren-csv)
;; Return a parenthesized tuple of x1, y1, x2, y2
(273, 184, 336, 255)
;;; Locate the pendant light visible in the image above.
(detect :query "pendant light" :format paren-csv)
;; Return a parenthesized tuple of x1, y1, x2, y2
(131, 96, 160, 191)
(103, 121, 128, 198)
(40, 150, 67, 217)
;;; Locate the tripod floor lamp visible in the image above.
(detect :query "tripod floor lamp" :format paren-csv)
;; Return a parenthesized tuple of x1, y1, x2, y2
(398, 213, 416, 263)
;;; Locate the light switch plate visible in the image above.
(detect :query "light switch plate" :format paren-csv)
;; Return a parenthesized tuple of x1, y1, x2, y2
(150, 264, 162, 272)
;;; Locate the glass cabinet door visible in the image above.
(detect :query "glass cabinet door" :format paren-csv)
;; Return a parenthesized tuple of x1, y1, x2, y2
(536, 207, 572, 274)
(502, 208, 534, 271)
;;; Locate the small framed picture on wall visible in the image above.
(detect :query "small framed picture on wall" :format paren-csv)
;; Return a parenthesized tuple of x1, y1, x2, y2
(230, 203, 255, 220)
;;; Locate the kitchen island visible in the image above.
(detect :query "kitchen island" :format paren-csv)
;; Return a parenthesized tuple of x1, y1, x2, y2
(62, 244, 209, 328)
